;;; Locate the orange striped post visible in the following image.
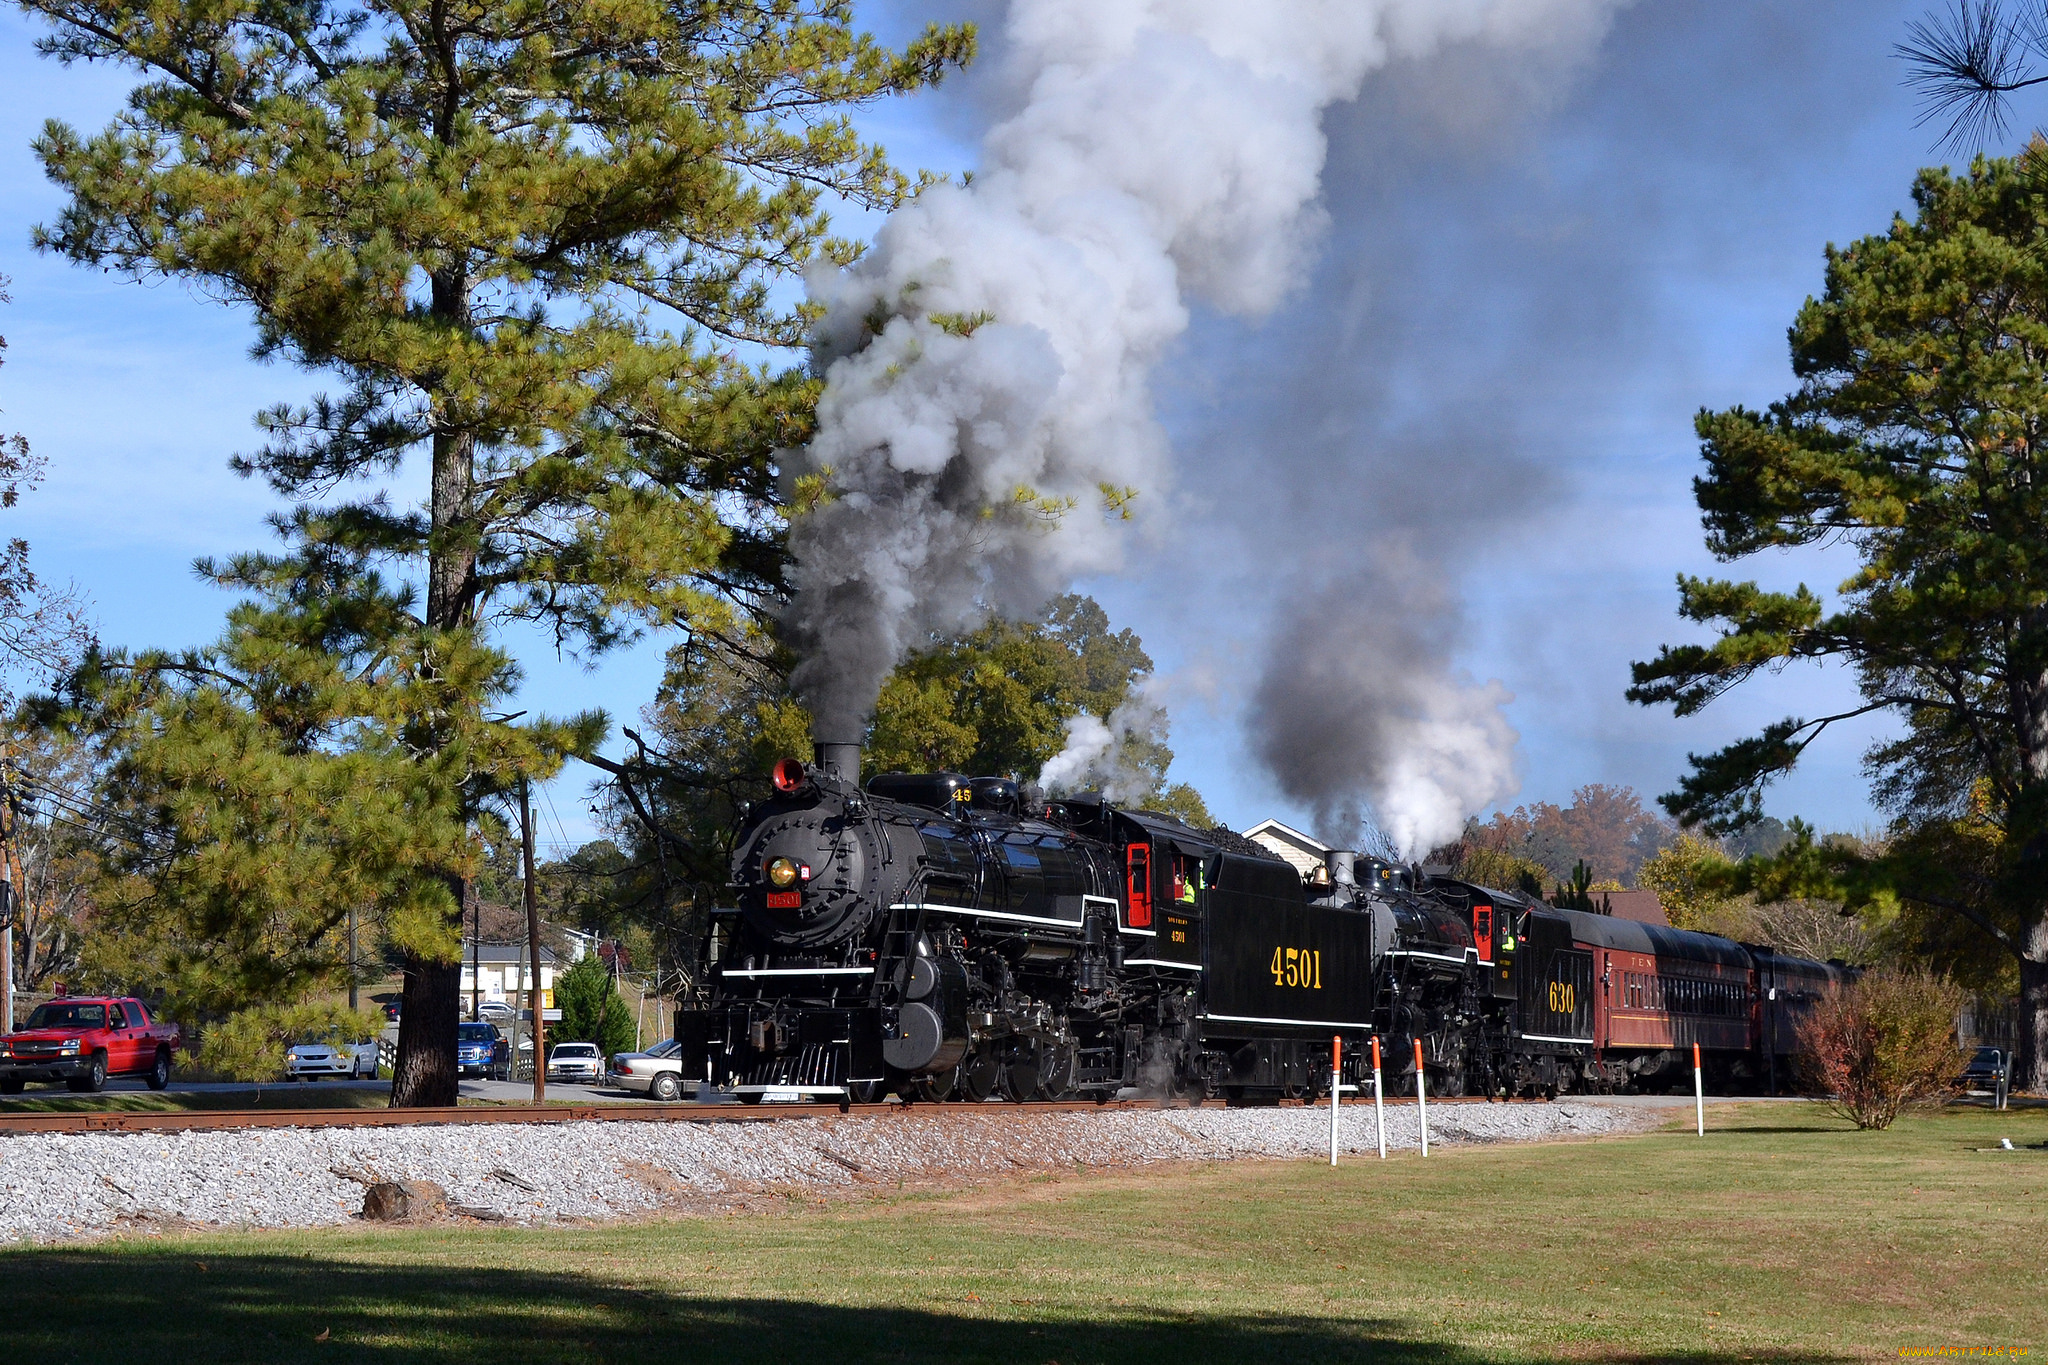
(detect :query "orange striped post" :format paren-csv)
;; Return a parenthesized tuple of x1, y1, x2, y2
(1413, 1037, 1430, 1157)
(1693, 1041, 1704, 1136)
(1371, 1036, 1386, 1159)
(1329, 1035, 1342, 1166)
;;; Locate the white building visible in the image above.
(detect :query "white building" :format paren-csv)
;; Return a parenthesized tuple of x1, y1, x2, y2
(1243, 819, 1329, 876)
(457, 943, 559, 1008)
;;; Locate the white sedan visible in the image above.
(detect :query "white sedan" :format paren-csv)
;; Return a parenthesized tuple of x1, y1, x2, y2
(286, 1037, 379, 1080)
(608, 1038, 686, 1100)
(545, 1041, 605, 1083)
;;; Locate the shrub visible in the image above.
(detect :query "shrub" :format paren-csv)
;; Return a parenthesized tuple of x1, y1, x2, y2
(197, 1002, 385, 1083)
(1796, 968, 1967, 1129)
(555, 953, 635, 1059)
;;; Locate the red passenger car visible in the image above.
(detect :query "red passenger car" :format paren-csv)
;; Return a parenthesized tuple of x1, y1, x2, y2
(1541, 908, 1849, 1092)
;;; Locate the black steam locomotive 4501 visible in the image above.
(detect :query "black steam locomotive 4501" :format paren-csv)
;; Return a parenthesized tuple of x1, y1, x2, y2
(671, 745, 1848, 1104)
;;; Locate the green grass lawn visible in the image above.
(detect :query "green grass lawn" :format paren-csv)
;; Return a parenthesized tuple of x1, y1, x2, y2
(0, 1102, 2041, 1363)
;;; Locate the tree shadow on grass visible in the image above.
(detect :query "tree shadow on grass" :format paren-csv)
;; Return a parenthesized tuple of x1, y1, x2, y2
(0, 1246, 1856, 1365)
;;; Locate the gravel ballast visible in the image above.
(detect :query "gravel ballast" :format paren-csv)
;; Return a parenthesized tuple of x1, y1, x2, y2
(0, 1101, 1656, 1244)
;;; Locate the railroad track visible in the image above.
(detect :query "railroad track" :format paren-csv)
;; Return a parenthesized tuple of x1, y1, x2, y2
(0, 1092, 1539, 1136)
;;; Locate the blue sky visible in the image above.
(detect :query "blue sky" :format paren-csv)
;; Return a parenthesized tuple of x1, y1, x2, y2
(0, 1, 1983, 848)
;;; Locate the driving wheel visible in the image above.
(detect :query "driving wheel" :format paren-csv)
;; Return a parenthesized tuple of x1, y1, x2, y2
(957, 1050, 1000, 1104)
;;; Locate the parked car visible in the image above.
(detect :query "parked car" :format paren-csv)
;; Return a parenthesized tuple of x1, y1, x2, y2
(476, 1001, 515, 1024)
(546, 1041, 604, 1084)
(381, 999, 402, 1022)
(609, 1038, 685, 1100)
(0, 996, 183, 1093)
(286, 1029, 379, 1081)
(458, 1022, 510, 1079)
(1960, 1046, 2009, 1095)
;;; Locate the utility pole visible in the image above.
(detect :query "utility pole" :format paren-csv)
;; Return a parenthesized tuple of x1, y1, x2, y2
(0, 755, 12, 1035)
(468, 881, 480, 1023)
(522, 776, 545, 1104)
(347, 903, 359, 1013)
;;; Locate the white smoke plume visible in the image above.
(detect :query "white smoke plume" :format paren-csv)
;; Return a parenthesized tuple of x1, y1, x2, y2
(1037, 681, 1168, 804)
(785, 0, 1629, 742)
(1248, 544, 1519, 857)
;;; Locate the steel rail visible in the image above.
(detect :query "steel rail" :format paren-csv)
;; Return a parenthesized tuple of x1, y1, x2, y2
(0, 1093, 1543, 1136)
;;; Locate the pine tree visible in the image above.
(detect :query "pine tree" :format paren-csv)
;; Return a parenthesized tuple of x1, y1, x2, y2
(22, 0, 972, 1103)
(1630, 150, 2048, 1092)
(46, 566, 599, 1037)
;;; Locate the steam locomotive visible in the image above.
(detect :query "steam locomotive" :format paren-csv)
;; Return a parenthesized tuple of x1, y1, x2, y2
(671, 745, 1848, 1104)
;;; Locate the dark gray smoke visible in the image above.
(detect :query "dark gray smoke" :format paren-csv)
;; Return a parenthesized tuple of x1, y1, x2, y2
(1248, 542, 1517, 854)
(1132, 0, 1924, 848)
(782, 0, 1634, 744)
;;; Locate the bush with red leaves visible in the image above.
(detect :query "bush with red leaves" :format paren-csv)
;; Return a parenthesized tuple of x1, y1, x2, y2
(1797, 968, 1967, 1130)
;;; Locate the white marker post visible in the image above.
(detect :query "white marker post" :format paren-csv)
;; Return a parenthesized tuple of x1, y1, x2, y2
(1329, 1034, 1342, 1166)
(1693, 1041, 1705, 1136)
(1371, 1035, 1387, 1160)
(1413, 1037, 1430, 1157)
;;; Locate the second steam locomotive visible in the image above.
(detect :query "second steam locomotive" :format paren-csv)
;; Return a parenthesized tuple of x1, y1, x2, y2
(672, 743, 1845, 1104)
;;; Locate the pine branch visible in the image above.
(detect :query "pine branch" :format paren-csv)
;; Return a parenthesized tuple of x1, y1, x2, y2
(1898, 0, 2048, 151)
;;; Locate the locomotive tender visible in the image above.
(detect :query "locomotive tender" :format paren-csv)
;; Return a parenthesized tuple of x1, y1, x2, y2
(672, 745, 1847, 1103)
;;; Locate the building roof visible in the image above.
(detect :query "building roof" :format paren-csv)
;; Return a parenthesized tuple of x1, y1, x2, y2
(461, 943, 559, 966)
(1243, 819, 1330, 875)
(1598, 890, 1670, 928)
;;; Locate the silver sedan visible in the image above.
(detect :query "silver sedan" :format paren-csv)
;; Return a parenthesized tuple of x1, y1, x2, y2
(608, 1038, 686, 1100)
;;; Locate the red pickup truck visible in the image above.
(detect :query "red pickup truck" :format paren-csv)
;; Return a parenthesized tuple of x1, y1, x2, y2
(0, 996, 182, 1093)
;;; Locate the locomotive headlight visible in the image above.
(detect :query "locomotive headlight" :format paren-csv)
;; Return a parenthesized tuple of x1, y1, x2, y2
(766, 856, 800, 889)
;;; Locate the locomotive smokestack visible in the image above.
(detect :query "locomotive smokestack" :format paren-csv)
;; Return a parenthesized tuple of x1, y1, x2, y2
(1326, 850, 1357, 889)
(815, 740, 860, 786)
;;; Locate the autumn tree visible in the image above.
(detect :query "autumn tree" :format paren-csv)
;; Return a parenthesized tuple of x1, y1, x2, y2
(1629, 151, 2048, 1090)
(21, 0, 971, 1103)
(1455, 784, 1671, 889)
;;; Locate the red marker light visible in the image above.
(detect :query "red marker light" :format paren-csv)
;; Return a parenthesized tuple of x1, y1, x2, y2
(772, 757, 806, 793)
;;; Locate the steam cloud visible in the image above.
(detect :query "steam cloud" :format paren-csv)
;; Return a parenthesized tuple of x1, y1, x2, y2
(1037, 681, 1168, 805)
(785, 0, 1630, 752)
(1247, 544, 1519, 857)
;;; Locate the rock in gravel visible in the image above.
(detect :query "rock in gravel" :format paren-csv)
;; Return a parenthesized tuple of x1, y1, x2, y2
(362, 1180, 445, 1222)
